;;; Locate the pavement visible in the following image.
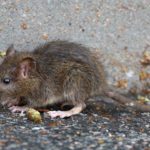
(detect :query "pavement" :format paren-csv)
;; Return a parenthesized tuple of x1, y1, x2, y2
(0, 0, 150, 90)
(0, 0, 150, 150)
(0, 101, 150, 150)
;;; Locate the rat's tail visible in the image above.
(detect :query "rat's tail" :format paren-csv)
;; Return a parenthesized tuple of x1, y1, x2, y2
(104, 91, 150, 112)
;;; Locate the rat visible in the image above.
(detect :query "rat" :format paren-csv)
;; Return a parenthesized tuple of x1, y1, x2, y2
(0, 40, 150, 118)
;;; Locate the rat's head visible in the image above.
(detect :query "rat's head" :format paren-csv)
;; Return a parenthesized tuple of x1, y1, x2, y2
(0, 45, 37, 93)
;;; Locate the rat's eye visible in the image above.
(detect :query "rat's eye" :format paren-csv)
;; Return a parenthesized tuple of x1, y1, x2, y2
(3, 78, 11, 84)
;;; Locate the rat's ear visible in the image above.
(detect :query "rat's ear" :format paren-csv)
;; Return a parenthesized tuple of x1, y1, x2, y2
(18, 57, 36, 79)
(6, 44, 16, 57)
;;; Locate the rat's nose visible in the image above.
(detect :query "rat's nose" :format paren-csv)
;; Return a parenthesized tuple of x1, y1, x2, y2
(3, 78, 10, 84)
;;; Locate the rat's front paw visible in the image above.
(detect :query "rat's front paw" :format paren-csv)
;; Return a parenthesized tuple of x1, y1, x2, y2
(9, 106, 28, 116)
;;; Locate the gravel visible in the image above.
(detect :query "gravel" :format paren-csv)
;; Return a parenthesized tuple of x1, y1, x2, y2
(0, 102, 150, 150)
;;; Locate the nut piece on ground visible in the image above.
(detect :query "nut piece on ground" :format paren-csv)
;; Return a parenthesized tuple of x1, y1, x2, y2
(27, 108, 42, 123)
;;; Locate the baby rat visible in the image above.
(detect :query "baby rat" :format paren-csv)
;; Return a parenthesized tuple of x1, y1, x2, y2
(0, 41, 150, 118)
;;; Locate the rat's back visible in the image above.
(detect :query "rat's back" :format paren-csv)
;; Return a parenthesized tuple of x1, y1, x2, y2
(34, 41, 94, 64)
(34, 41, 107, 97)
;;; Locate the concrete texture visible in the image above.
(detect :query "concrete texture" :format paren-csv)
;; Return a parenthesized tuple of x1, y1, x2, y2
(0, 1, 150, 150)
(0, 0, 150, 94)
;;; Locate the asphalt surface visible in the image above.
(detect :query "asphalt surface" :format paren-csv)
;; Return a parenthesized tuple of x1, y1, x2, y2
(0, 101, 150, 150)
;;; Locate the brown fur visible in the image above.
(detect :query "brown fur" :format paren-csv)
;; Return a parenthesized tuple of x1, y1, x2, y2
(0, 41, 106, 108)
(0, 40, 150, 113)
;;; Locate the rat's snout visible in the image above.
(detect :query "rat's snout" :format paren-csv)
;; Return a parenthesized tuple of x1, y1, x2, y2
(0, 97, 18, 107)
(0, 83, 5, 91)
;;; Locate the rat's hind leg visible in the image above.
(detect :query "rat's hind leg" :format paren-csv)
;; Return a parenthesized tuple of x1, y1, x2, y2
(47, 68, 90, 118)
(47, 103, 86, 118)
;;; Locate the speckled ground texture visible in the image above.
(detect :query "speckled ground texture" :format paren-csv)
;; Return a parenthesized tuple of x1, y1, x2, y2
(0, 0, 150, 150)
(0, 103, 150, 150)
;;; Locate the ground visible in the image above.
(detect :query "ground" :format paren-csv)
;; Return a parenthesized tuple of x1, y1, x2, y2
(0, 101, 150, 150)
